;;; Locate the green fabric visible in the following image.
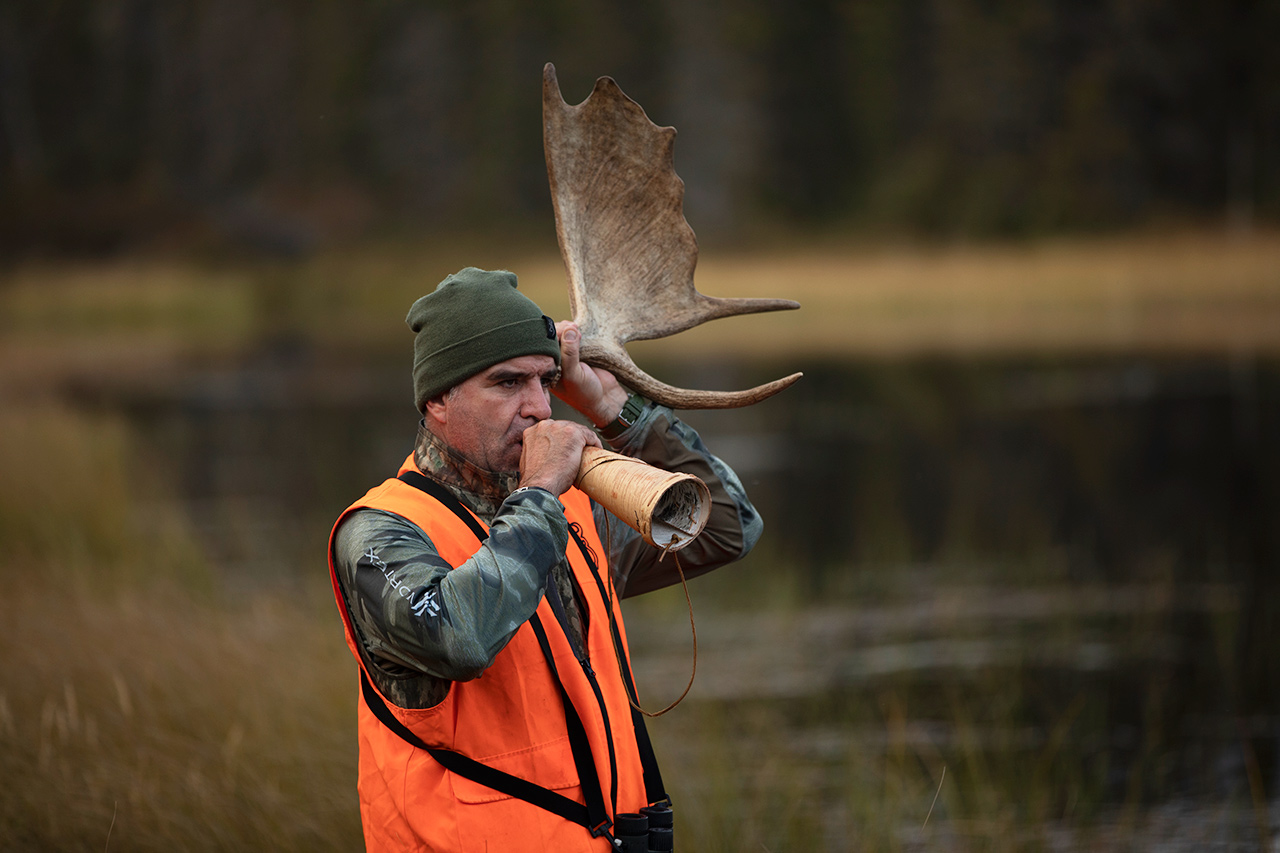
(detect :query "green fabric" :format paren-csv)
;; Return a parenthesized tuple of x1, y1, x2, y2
(406, 267, 562, 412)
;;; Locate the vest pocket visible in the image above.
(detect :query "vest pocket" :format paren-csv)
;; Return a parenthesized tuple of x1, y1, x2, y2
(449, 734, 582, 804)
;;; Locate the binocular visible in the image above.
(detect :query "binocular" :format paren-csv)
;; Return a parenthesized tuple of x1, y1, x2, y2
(612, 804, 674, 852)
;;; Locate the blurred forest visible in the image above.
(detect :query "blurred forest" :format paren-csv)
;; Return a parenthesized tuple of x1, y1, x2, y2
(1, 0, 1278, 260)
(3, 4, 1280, 850)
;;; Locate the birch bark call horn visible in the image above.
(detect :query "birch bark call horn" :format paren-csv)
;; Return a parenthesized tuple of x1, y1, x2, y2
(575, 446, 710, 551)
(543, 62, 803, 410)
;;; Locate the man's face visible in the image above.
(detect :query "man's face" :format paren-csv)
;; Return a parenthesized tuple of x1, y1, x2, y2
(424, 354, 559, 474)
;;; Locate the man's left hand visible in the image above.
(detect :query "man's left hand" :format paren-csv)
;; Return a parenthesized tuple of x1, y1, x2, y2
(552, 321, 630, 428)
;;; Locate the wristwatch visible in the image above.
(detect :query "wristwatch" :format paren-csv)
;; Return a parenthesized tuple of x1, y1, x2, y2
(509, 485, 551, 498)
(597, 393, 646, 440)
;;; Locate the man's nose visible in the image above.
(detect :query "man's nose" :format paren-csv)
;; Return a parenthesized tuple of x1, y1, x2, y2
(521, 382, 553, 420)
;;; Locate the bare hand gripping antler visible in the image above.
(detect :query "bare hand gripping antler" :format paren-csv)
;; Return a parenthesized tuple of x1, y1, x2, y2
(543, 63, 802, 409)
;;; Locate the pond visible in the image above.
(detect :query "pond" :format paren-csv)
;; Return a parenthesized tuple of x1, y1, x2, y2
(84, 350, 1280, 849)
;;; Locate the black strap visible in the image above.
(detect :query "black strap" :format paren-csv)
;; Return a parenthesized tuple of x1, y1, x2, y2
(527, 614, 613, 835)
(397, 471, 488, 542)
(360, 670, 596, 830)
(567, 523, 670, 806)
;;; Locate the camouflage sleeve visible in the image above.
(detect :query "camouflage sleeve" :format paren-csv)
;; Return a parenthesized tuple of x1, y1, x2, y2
(594, 401, 764, 597)
(332, 488, 568, 686)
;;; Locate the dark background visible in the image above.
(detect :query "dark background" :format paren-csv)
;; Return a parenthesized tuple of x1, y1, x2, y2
(2, 0, 1278, 259)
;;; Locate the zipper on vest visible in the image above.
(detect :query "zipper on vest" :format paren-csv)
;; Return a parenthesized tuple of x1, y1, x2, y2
(576, 652, 620, 819)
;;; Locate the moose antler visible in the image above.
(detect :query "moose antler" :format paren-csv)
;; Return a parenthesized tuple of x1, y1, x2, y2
(542, 63, 802, 409)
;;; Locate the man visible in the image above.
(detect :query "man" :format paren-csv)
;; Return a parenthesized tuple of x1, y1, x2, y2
(328, 267, 762, 851)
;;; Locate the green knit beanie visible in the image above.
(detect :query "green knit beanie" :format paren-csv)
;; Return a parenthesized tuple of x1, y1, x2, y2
(406, 267, 561, 412)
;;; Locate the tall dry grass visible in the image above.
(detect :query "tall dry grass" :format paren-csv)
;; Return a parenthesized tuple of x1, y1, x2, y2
(0, 404, 361, 852)
(2, 229, 1278, 398)
(630, 228, 1280, 359)
(0, 582, 360, 852)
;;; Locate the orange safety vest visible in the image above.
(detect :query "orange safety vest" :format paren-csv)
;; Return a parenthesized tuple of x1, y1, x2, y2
(328, 455, 666, 851)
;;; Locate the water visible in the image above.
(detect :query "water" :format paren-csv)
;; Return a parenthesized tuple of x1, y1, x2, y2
(82, 351, 1280, 845)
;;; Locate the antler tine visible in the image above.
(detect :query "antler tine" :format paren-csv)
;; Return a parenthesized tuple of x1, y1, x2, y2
(585, 347, 804, 409)
(543, 63, 803, 410)
(658, 295, 803, 339)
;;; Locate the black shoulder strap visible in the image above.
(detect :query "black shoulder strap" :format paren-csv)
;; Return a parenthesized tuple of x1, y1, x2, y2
(359, 669, 598, 830)
(397, 470, 488, 542)
(567, 523, 670, 806)
(526, 613, 613, 835)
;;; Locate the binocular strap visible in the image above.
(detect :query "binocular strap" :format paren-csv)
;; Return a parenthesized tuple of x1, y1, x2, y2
(567, 521, 670, 807)
(360, 668, 605, 832)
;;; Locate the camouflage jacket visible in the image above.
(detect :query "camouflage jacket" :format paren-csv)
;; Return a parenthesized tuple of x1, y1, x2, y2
(331, 400, 763, 708)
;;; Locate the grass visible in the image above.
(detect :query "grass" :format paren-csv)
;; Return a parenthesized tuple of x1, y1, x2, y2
(1, 228, 1277, 397)
(0, 404, 361, 852)
(0, 580, 360, 852)
(665, 228, 1280, 358)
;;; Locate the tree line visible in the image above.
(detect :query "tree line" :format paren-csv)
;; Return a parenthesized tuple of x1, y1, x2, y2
(0, 0, 1276, 255)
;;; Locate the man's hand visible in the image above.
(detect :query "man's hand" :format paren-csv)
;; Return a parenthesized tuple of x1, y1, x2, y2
(552, 321, 630, 428)
(518, 419, 602, 497)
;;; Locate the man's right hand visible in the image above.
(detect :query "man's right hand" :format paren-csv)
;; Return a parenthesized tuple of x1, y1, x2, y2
(517, 419, 602, 497)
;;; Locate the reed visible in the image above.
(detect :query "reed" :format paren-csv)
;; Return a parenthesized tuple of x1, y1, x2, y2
(0, 577, 361, 851)
(0, 403, 361, 850)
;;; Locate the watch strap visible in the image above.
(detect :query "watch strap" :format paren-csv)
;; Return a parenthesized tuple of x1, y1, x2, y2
(597, 392, 646, 440)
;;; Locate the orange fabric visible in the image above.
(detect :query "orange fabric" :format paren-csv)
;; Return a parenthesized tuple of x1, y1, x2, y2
(328, 455, 649, 852)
